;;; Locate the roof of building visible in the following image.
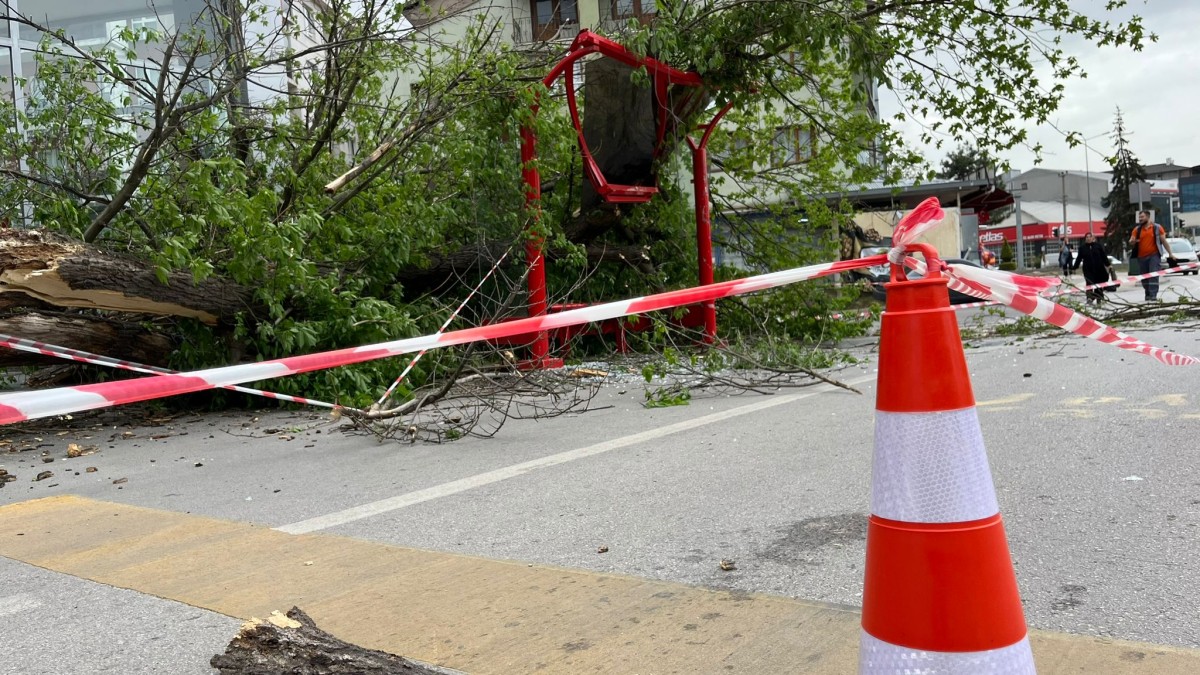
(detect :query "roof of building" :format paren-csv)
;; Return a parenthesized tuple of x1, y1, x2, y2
(1144, 162, 1192, 174)
(820, 178, 1008, 210)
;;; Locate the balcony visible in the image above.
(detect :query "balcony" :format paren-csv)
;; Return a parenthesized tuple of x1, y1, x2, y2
(511, 17, 580, 44)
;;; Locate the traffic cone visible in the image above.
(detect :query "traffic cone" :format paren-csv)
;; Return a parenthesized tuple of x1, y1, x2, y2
(859, 269, 1035, 673)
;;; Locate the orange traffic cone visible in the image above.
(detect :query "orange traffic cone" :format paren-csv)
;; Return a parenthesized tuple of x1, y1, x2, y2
(859, 267, 1035, 673)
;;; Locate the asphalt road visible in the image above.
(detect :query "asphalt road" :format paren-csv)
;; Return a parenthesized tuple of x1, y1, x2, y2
(1, 272, 1198, 674)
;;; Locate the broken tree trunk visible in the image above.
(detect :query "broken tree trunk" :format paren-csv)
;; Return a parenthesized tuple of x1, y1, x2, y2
(0, 229, 254, 325)
(0, 311, 172, 367)
(210, 607, 447, 675)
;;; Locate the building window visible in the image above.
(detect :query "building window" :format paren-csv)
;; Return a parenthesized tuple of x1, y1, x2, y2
(1, 47, 12, 104)
(611, 0, 655, 21)
(1181, 181, 1200, 213)
(530, 0, 578, 41)
(772, 125, 815, 166)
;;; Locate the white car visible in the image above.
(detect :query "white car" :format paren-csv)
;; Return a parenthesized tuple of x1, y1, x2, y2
(1165, 238, 1200, 274)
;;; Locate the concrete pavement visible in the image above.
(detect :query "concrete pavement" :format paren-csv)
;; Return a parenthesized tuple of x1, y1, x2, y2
(2, 495, 1197, 674)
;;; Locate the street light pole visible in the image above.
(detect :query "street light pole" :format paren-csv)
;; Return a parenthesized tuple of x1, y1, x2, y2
(1060, 171, 1069, 238)
(1084, 140, 1094, 235)
(1014, 190, 1025, 270)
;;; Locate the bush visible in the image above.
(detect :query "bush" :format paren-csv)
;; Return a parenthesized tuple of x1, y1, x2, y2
(999, 240, 1017, 271)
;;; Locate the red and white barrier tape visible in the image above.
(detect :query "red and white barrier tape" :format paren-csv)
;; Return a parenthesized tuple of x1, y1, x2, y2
(952, 261, 1200, 310)
(0, 199, 1193, 425)
(939, 263, 1198, 366)
(375, 249, 511, 408)
(0, 256, 876, 424)
(0, 334, 341, 410)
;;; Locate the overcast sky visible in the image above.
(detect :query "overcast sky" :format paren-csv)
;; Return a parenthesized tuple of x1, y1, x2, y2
(880, 0, 1199, 176)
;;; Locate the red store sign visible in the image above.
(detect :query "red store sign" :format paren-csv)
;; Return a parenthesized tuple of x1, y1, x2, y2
(978, 221, 1107, 245)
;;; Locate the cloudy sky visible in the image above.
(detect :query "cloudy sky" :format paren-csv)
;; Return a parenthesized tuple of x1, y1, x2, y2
(880, 0, 1200, 175)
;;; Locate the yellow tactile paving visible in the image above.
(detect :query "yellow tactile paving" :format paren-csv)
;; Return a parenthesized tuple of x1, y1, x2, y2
(1, 496, 1197, 674)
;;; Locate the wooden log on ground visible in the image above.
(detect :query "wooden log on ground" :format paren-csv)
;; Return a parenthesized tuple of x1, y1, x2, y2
(210, 607, 447, 674)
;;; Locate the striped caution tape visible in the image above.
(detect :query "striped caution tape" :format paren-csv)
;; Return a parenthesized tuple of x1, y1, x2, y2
(0, 334, 342, 410)
(0, 200, 1194, 425)
(375, 248, 512, 408)
(952, 261, 1200, 311)
(933, 262, 1198, 366)
(0, 256, 877, 425)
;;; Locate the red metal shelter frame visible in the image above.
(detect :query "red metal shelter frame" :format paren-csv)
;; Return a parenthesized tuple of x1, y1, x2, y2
(520, 31, 733, 366)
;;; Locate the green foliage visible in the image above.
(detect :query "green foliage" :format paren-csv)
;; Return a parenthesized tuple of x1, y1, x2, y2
(998, 240, 1017, 271)
(635, 0, 1151, 181)
(0, 0, 1156, 409)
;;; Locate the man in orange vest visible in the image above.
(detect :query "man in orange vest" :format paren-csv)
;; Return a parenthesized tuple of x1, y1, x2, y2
(1128, 210, 1174, 301)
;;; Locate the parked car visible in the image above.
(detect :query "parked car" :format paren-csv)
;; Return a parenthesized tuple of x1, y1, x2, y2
(1165, 238, 1199, 274)
(871, 258, 985, 305)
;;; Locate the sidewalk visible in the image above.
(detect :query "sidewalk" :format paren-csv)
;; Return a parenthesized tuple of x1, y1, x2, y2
(2, 496, 1197, 674)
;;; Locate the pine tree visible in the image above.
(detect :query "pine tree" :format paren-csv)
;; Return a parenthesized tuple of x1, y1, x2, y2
(1102, 108, 1147, 257)
(938, 144, 993, 181)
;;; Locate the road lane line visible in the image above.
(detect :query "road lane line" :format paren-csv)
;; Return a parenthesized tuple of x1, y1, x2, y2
(276, 375, 877, 534)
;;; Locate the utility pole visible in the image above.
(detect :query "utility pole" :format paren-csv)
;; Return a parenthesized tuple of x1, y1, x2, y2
(1060, 171, 1069, 238)
(1014, 192, 1025, 270)
(1009, 175, 1025, 269)
(1083, 139, 1094, 235)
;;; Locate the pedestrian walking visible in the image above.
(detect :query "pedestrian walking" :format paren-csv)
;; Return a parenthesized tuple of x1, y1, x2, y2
(1128, 210, 1174, 301)
(1072, 233, 1115, 305)
(1058, 239, 1073, 277)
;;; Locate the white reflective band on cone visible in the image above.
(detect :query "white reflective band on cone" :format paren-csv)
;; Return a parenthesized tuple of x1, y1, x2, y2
(860, 631, 1035, 674)
(871, 408, 999, 523)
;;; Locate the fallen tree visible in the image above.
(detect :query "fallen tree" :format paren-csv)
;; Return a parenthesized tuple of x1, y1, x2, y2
(0, 0, 1158, 412)
(0, 229, 252, 325)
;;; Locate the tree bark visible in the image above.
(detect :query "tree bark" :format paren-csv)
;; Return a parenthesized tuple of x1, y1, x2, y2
(0, 229, 254, 325)
(0, 312, 172, 367)
(210, 607, 445, 675)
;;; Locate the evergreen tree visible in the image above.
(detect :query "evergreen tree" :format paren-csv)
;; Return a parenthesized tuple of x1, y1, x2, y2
(1102, 108, 1147, 257)
(938, 144, 993, 181)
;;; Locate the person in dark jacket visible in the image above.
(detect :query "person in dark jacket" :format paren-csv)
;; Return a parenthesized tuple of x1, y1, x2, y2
(1072, 232, 1115, 305)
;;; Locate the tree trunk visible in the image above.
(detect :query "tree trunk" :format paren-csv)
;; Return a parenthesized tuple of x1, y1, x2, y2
(0, 312, 173, 368)
(0, 229, 254, 325)
(210, 607, 446, 675)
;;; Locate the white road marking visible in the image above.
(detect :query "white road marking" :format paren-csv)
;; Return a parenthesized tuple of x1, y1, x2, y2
(276, 375, 877, 534)
(0, 593, 43, 617)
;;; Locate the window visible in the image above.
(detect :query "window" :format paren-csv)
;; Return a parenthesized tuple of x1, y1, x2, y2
(0, 47, 12, 104)
(772, 125, 815, 166)
(710, 133, 751, 168)
(1181, 181, 1200, 213)
(611, 0, 655, 22)
(530, 0, 578, 41)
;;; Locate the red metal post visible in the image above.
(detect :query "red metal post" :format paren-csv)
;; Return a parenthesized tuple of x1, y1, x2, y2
(687, 102, 734, 345)
(691, 142, 717, 343)
(520, 123, 552, 366)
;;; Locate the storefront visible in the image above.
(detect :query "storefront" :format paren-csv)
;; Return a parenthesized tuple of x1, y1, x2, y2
(977, 220, 1107, 267)
(977, 220, 1108, 246)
